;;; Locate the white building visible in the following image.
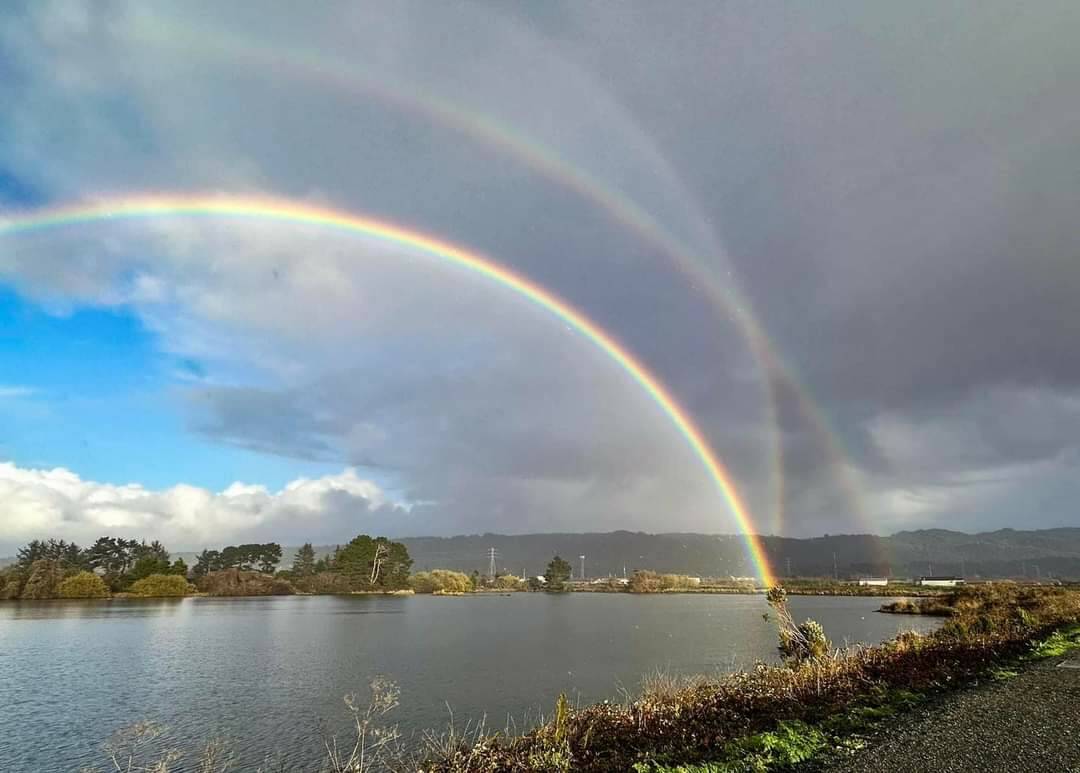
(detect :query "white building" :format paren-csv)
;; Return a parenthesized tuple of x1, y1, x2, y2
(917, 576, 965, 587)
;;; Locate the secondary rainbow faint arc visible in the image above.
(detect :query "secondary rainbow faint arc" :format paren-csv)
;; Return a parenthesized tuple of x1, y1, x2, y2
(0, 193, 776, 586)
(123, 17, 867, 539)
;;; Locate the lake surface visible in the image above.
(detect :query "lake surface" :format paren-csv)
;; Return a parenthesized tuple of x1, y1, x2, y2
(0, 594, 939, 772)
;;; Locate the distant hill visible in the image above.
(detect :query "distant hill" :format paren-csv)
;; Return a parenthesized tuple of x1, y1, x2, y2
(6, 528, 1079, 579)
(393, 528, 1080, 581)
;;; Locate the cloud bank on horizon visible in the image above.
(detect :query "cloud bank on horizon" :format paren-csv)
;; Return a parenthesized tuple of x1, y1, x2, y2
(2, 1, 1079, 552)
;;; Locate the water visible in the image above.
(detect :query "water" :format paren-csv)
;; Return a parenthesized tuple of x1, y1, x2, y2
(0, 594, 938, 772)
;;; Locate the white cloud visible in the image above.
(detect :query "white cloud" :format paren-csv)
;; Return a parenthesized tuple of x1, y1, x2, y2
(0, 462, 404, 553)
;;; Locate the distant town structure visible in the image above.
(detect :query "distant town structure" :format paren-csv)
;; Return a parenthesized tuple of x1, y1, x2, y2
(917, 576, 966, 587)
(858, 577, 889, 587)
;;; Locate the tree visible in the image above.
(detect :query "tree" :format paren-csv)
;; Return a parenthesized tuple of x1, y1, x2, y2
(293, 543, 317, 577)
(21, 559, 65, 599)
(544, 556, 572, 592)
(193, 549, 222, 578)
(16, 539, 84, 570)
(333, 535, 413, 590)
(257, 543, 282, 574)
(129, 555, 172, 584)
(133, 540, 170, 563)
(170, 558, 188, 577)
(58, 571, 110, 598)
(84, 537, 140, 587)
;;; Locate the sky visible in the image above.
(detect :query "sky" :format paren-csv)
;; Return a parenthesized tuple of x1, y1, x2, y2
(2, 1, 1079, 554)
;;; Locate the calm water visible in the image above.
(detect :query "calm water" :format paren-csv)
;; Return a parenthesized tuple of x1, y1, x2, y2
(0, 594, 938, 772)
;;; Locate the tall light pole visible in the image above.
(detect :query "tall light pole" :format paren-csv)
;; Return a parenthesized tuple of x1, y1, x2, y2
(580, 555, 586, 582)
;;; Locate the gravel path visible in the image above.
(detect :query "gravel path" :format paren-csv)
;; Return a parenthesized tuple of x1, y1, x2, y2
(819, 656, 1080, 773)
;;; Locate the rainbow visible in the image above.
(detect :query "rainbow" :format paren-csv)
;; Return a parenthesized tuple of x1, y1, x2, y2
(120, 17, 871, 542)
(0, 193, 777, 586)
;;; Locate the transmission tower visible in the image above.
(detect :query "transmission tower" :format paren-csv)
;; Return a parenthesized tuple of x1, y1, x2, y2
(488, 547, 498, 579)
(579, 555, 586, 582)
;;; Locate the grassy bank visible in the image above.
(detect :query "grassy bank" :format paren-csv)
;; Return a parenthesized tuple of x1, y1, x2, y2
(411, 585, 1078, 772)
(84, 584, 1080, 773)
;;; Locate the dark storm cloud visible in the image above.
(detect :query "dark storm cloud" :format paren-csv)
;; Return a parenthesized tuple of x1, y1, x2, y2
(540, 0, 1080, 532)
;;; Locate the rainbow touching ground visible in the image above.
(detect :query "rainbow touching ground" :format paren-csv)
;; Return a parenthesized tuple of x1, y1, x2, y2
(0, 193, 776, 586)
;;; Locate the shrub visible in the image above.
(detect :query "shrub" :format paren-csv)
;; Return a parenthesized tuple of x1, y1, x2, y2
(295, 571, 352, 595)
(0, 568, 27, 600)
(197, 569, 295, 596)
(410, 570, 472, 594)
(629, 570, 663, 593)
(494, 574, 526, 591)
(766, 586, 833, 662)
(129, 574, 194, 597)
(21, 559, 65, 599)
(57, 571, 110, 599)
(628, 571, 699, 593)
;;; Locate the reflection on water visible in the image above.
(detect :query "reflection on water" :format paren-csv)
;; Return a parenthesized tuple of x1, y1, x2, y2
(0, 594, 939, 772)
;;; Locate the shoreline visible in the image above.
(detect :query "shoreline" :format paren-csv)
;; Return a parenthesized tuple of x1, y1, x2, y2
(0, 586, 945, 601)
(53, 584, 1079, 772)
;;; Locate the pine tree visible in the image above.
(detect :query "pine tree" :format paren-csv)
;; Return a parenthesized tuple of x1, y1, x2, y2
(293, 543, 317, 577)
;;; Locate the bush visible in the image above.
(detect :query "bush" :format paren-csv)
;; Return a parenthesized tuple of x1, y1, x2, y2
(494, 574, 526, 591)
(295, 571, 352, 595)
(57, 571, 110, 599)
(410, 570, 472, 594)
(0, 568, 27, 600)
(21, 559, 65, 599)
(129, 574, 194, 597)
(628, 571, 700, 593)
(197, 569, 295, 596)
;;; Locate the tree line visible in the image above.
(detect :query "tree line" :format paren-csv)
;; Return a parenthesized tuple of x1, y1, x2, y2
(2, 535, 581, 600)
(0, 533, 416, 599)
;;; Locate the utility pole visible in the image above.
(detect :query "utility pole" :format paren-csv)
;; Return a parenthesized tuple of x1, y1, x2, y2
(580, 555, 586, 582)
(832, 552, 838, 581)
(488, 547, 498, 579)
(623, 565, 627, 580)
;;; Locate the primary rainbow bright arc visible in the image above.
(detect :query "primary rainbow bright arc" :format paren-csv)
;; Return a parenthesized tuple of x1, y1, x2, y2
(0, 194, 776, 586)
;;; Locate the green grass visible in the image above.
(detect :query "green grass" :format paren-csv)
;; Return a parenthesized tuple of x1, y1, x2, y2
(633, 720, 828, 773)
(1024, 624, 1080, 660)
